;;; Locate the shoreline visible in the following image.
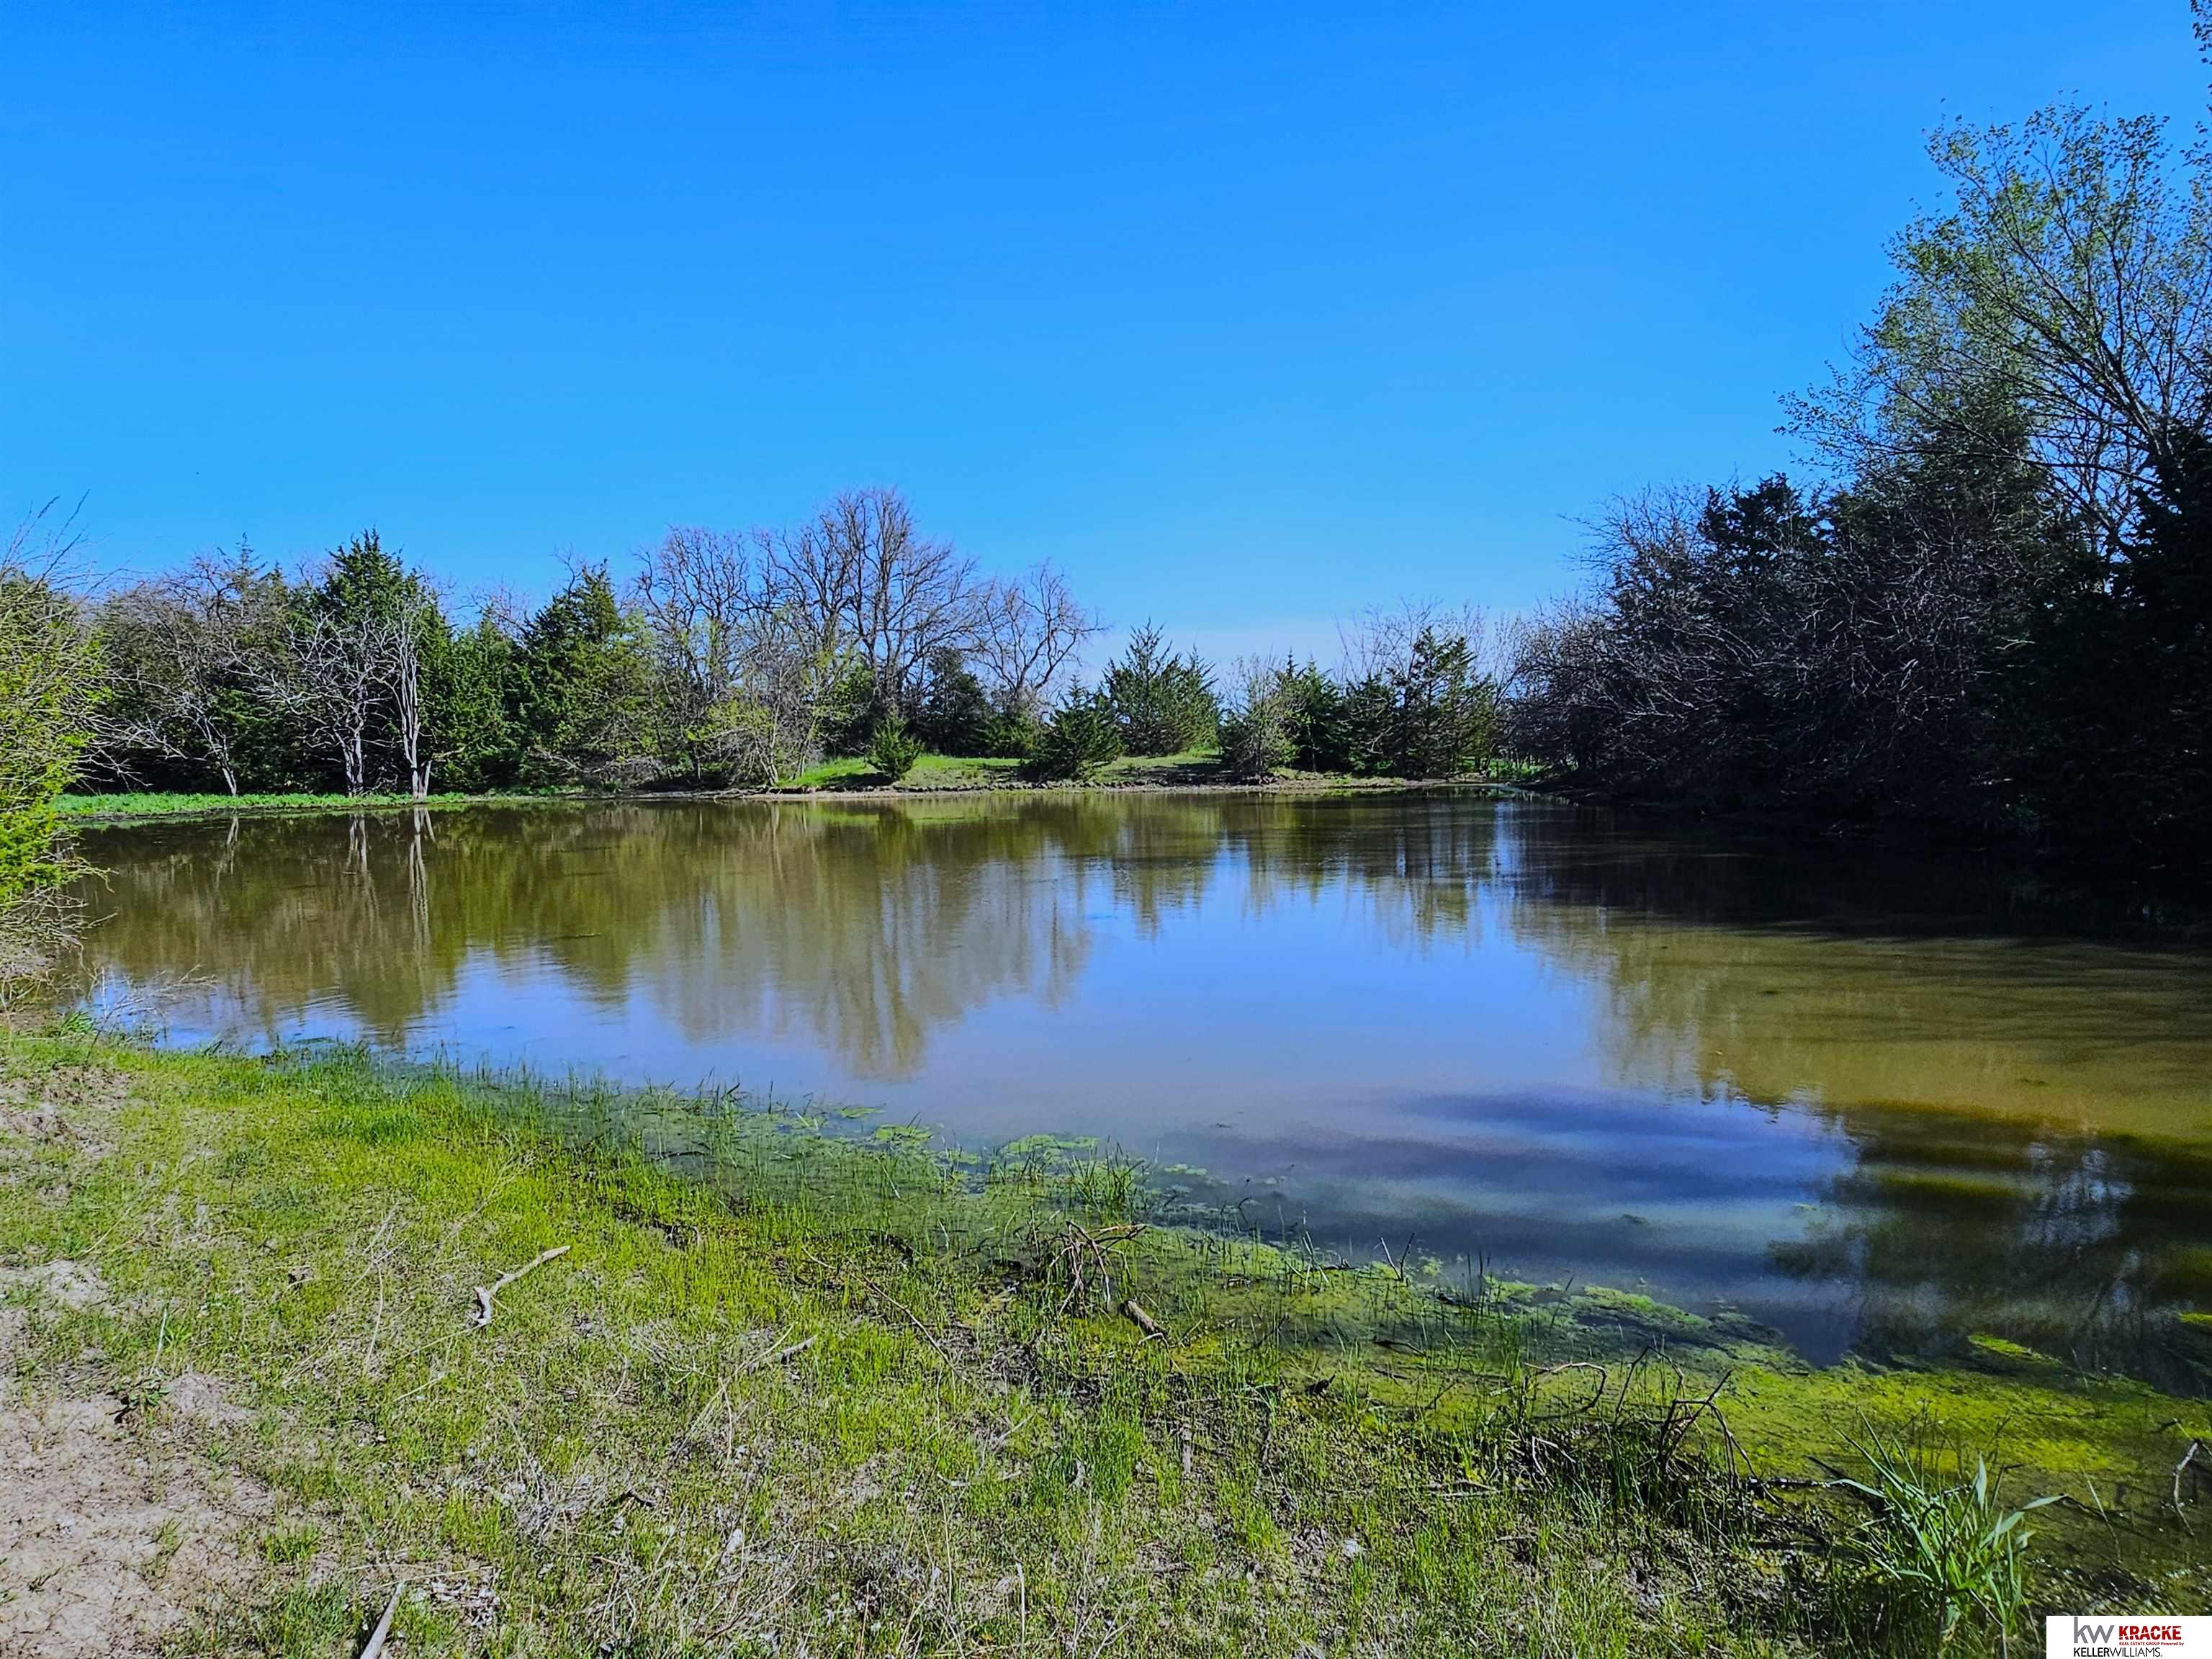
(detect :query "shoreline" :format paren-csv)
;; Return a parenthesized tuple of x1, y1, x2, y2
(0, 1031, 2201, 1652)
(58, 774, 1522, 827)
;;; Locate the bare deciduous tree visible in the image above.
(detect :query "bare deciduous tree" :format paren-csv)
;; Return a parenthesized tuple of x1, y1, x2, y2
(1339, 600, 1493, 683)
(770, 488, 981, 716)
(635, 526, 773, 778)
(262, 601, 389, 796)
(974, 562, 1100, 716)
(100, 549, 283, 796)
(385, 597, 439, 799)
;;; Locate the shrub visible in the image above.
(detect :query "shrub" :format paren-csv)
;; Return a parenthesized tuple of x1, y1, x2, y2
(866, 716, 925, 783)
(983, 706, 1042, 760)
(1830, 1427, 2056, 1655)
(1, 533, 102, 906)
(1217, 662, 1295, 781)
(1026, 690, 1123, 781)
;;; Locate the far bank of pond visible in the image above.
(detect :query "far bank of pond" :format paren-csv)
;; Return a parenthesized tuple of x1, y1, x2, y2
(58, 755, 1488, 827)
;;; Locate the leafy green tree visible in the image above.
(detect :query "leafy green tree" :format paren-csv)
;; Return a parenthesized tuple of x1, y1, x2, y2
(1791, 105, 2210, 565)
(1105, 624, 1217, 755)
(691, 691, 809, 786)
(1, 511, 102, 904)
(513, 565, 657, 787)
(817, 659, 881, 757)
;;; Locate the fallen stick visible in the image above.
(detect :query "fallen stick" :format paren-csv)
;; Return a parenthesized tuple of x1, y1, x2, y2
(1121, 1298, 1164, 1339)
(812, 1249, 953, 1359)
(359, 1582, 405, 1659)
(2177, 1439, 2206, 1528)
(770, 1334, 817, 1364)
(470, 1244, 570, 1329)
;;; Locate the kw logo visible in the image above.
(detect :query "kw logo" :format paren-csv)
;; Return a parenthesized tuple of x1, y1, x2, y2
(2050, 1615, 2203, 1658)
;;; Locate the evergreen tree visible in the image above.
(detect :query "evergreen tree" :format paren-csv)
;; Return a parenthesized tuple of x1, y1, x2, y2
(915, 647, 994, 755)
(2013, 428, 2212, 868)
(1104, 624, 1218, 755)
(1026, 687, 1123, 781)
(433, 613, 521, 792)
(513, 566, 657, 787)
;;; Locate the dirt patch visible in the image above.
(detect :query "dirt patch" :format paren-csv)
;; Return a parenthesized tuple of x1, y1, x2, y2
(1, 1262, 271, 1656)
(0, 1064, 125, 1161)
(0, 1259, 108, 1312)
(162, 1371, 248, 1429)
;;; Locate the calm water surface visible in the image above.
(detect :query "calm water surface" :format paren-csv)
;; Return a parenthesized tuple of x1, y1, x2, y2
(72, 793, 2212, 1382)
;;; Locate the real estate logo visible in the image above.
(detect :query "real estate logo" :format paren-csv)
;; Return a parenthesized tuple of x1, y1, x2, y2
(2049, 1617, 2211, 1658)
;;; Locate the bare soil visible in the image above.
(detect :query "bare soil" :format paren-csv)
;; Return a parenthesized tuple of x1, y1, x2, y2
(0, 1074, 269, 1658)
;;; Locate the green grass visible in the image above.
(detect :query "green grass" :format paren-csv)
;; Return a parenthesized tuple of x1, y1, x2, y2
(0, 1033, 2200, 1655)
(781, 751, 1226, 791)
(783, 752, 1030, 791)
(777, 749, 1538, 792)
(62, 755, 1542, 818)
(1826, 1427, 2057, 1653)
(56, 791, 569, 823)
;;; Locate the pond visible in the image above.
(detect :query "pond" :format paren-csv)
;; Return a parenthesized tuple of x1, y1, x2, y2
(69, 791, 2212, 1387)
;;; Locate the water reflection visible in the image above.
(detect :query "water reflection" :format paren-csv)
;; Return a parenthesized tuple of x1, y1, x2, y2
(70, 793, 2212, 1385)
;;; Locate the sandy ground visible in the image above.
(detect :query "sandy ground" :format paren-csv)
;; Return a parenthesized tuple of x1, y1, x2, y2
(1, 1079, 268, 1658)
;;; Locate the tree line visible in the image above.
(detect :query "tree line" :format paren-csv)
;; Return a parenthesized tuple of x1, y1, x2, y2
(6, 484, 1506, 853)
(1506, 102, 2212, 871)
(88, 487, 1094, 799)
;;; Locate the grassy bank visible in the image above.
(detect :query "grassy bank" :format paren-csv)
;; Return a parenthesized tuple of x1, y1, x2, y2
(56, 758, 1527, 824)
(0, 1033, 2203, 1655)
(783, 750, 1226, 791)
(55, 791, 565, 824)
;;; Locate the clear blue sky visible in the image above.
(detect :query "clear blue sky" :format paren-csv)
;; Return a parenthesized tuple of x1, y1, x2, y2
(4, 3, 2203, 661)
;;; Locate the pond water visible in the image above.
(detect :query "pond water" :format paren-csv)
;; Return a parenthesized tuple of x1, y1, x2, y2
(70, 791, 2212, 1385)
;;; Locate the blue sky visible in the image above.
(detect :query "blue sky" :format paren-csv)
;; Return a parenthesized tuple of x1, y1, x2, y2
(4, 3, 2203, 664)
